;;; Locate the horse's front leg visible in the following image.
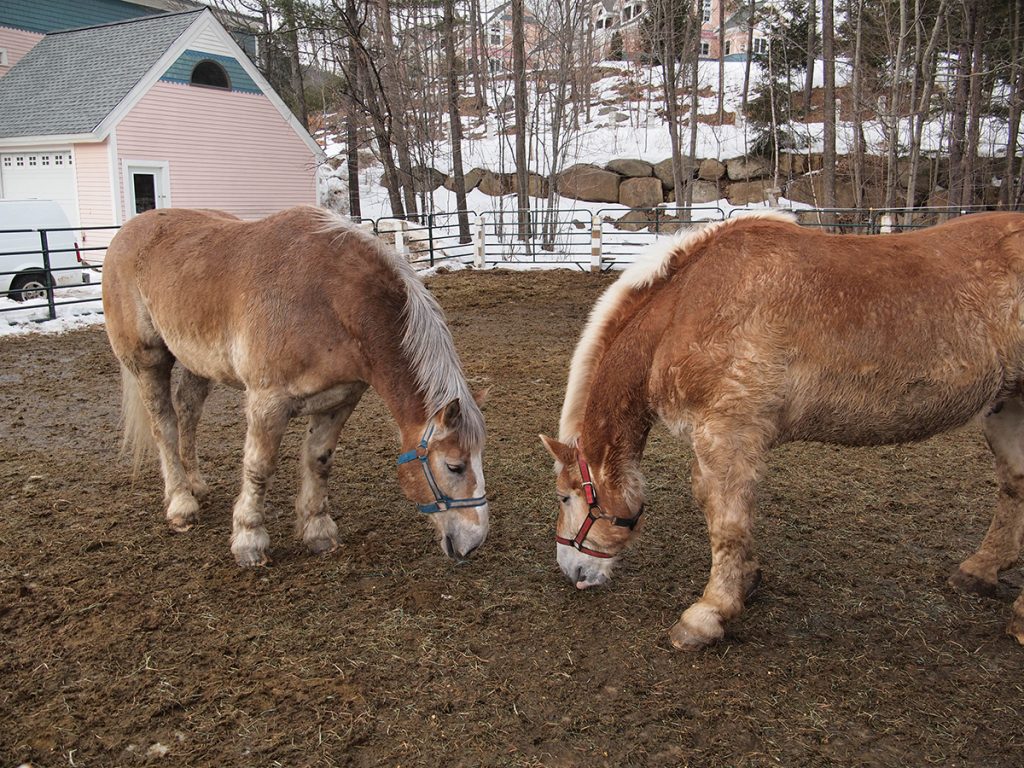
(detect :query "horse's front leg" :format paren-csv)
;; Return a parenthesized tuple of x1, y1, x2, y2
(670, 429, 764, 650)
(230, 393, 291, 567)
(296, 387, 366, 556)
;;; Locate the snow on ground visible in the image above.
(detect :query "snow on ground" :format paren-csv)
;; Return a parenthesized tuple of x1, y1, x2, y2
(0, 282, 105, 337)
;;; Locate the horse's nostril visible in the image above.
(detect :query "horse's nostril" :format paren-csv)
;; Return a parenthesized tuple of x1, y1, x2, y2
(442, 535, 456, 558)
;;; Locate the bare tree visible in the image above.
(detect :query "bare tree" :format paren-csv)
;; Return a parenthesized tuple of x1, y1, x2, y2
(822, 0, 836, 208)
(511, 0, 530, 241)
(443, 0, 470, 241)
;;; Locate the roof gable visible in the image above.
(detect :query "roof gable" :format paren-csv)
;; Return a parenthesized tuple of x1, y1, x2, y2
(0, 10, 202, 140)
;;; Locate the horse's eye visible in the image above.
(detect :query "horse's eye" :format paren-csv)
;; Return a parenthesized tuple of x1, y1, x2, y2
(446, 462, 466, 475)
(557, 494, 570, 505)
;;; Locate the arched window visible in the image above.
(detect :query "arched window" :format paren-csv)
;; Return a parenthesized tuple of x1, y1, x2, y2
(190, 60, 230, 89)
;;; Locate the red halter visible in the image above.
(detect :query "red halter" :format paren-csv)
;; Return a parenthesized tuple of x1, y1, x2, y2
(555, 453, 644, 558)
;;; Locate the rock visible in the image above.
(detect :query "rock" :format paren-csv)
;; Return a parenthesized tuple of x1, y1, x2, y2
(726, 179, 772, 205)
(777, 153, 807, 175)
(606, 158, 654, 178)
(614, 210, 655, 231)
(665, 180, 721, 205)
(784, 175, 884, 209)
(698, 158, 726, 181)
(726, 156, 770, 181)
(478, 170, 512, 197)
(509, 172, 549, 198)
(654, 157, 697, 190)
(619, 177, 663, 209)
(412, 166, 446, 191)
(443, 167, 485, 193)
(556, 164, 621, 203)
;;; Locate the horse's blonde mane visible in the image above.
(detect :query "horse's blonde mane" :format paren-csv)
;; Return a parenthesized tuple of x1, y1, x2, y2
(559, 210, 796, 441)
(313, 209, 485, 448)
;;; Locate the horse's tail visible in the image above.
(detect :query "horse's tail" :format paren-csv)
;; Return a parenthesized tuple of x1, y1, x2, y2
(119, 363, 155, 477)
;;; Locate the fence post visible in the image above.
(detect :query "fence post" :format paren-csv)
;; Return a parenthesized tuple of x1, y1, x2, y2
(878, 213, 894, 234)
(474, 215, 486, 268)
(394, 222, 406, 256)
(590, 213, 602, 273)
(40, 230, 57, 321)
(428, 213, 435, 267)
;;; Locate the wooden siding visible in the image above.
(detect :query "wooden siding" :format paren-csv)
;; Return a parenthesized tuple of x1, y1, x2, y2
(115, 81, 318, 220)
(0, 26, 43, 74)
(160, 49, 260, 94)
(73, 141, 116, 253)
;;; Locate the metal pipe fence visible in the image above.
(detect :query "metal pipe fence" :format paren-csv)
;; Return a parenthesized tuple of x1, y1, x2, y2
(0, 206, 999, 323)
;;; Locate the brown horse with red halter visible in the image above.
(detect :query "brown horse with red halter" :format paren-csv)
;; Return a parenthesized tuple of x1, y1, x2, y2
(543, 210, 1024, 650)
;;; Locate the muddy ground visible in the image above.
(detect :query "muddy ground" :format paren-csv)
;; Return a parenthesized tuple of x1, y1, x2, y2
(1, 268, 1023, 767)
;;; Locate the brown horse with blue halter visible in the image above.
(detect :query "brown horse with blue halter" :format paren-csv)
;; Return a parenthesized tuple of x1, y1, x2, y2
(103, 206, 488, 566)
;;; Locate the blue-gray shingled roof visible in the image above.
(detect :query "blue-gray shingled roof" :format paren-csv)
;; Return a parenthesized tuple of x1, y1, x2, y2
(0, 10, 203, 139)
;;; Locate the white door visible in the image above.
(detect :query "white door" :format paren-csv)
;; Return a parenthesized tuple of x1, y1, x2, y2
(0, 151, 78, 225)
(124, 162, 170, 218)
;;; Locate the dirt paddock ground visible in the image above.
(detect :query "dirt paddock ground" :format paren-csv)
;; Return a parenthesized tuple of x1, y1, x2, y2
(2, 269, 1023, 767)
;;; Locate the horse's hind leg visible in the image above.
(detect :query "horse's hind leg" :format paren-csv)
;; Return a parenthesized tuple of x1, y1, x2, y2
(670, 421, 766, 650)
(231, 392, 291, 567)
(173, 367, 211, 500)
(949, 397, 1024, 642)
(130, 353, 200, 532)
(296, 387, 367, 556)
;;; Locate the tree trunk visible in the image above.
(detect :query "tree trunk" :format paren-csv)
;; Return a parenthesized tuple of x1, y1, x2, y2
(443, 0, 470, 241)
(279, 0, 310, 131)
(948, 0, 975, 206)
(718, 0, 725, 124)
(804, 0, 816, 117)
(741, 0, 755, 115)
(821, 0, 836, 210)
(344, 0, 361, 219)
(961, 8, 986, 207)
(511, 0, 530, 242)
(904, 0, 947, 214)
(1003, 0, 1023, 208)
(849, 0, 865, 208)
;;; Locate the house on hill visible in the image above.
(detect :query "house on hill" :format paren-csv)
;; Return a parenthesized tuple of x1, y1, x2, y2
(0, 3, 324, 243)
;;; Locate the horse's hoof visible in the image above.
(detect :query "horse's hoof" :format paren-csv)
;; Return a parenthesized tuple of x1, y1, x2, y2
(1007, 615, 1024, 646)
(168, 518, 195, 533)
(234, 551, 270, 567)
(948, 567, 998, 598)
(306, 538, 339, 556)
(166, 494, 199, 533)
(669, 604, 725, 651)
(668, 621, 719, 651)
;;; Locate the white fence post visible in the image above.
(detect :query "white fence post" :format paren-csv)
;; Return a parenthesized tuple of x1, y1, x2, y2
(474, 215, 486, 268)
(590, 213, 602, 273)
(394, 223, 406, 256)
(879, 214, 894, 234)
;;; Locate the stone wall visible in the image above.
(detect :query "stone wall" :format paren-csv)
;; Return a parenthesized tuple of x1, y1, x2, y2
(421, 153, 1008, 213)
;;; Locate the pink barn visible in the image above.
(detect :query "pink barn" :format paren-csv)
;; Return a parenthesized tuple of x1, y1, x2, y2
(0, 8, 324, 251)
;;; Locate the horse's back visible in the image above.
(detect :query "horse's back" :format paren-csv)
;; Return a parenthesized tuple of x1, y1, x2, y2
(102, 206, 383, 389)
(649, 212, 1024, 445)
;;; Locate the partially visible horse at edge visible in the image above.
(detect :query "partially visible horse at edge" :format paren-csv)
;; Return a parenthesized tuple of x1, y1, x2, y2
(103, 206, 488, 566)
(541, 210, 1024, 650)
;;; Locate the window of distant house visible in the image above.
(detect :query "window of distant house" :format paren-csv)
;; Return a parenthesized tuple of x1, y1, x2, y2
(724, 40, 731, 55)
(701, 0, 712, 23)
(700, 40, 710, 56)
(752, 37, 767, 53)
(595, 14, 614, 29)
(488, 57, 502, 74)
(190, 60, 231, 89)
(489, 24, 503, 46)
(622, 3, 643, 22)
(0, 48, 8, 66)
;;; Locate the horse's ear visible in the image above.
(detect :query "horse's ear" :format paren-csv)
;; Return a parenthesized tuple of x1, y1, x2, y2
(440, 398, 462, 428)
(473, 388, 490, 407)
(539, 434, 575, 466)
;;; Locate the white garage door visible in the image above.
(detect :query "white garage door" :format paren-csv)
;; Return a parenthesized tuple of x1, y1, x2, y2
(0, 151, 77, 225)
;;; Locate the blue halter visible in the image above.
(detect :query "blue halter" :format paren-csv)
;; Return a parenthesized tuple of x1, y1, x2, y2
(396, 422, 487, 515)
